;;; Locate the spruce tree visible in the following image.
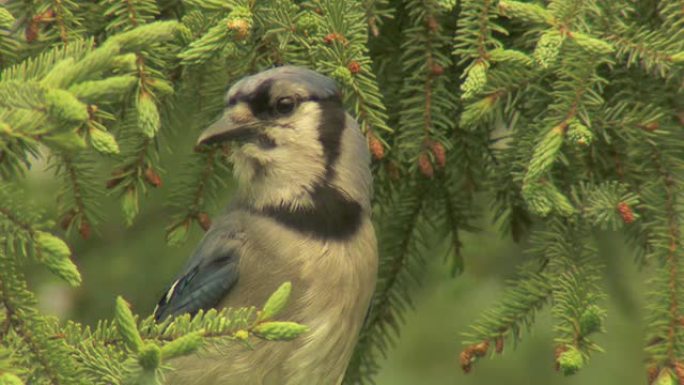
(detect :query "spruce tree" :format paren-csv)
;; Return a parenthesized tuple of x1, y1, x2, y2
(0, 0, 683, 384)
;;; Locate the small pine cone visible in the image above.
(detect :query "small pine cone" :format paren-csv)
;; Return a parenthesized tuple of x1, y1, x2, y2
(197, 212, 212, 231)
(430, 63, 444, 76)
(495, 336, 504, 354)
(368, 132, 385, 160)
(429, 141, 446, 168)
(674, 362, 684, 385)
(25, 21, 39, 42)
(418, 153, 434, 178)
(459, 350, 473, 373)
(426, 16, 439, 32)
(647, 365, 659, 384)
(106, 177, 124, 189)
(60, 210, 76, 230)
(144, 167, 162, 188)
(106, 171, 125, 189)
(553, 345, 567, 372)
(471, 341, 489, 357)
(616, 202, 635, 224)
(641, 121, 659, 132)
(79, 219, 91, 240)
(38, 9, 55, 21)
(347, 60, 361, 74)
(323, 33, 345, 44)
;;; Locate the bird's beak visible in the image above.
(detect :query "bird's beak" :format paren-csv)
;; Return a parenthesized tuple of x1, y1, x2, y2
(196, 112, 256, 147)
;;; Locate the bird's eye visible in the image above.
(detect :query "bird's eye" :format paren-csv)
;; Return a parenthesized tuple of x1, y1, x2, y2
(274, 96, 296, 115)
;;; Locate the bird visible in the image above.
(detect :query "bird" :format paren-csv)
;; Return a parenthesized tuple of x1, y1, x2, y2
(153, 66, 378, 385)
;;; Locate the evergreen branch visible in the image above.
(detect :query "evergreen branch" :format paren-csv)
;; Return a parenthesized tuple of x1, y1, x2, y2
(51, 0, 71, 43)
(0, 252, 79, 385)
(313, 0, 392, 138)
(461, 265, 553, 372)
(0, 279, 60, 385)
(455, 0, 506, 99)
(571, 181, 640, 230)
(551, 267, 605, 375)
(98, 22, 178, 227)
(525, 219, 606, 375)
(0, 6, 19, 67)
(646, 144, 683, 366)
(603, 20, 683, 78)
(51, 152, 103, 239)
(181, 149, 221, 212)
(0, 206, 34, 236)
(420, 10, 437, 137)
(454, 0, 503, 64)
(103, 0, 160, 32)
(166, 147, 232, 245)
(0, 184, 81, 286)
(442, 180, 465, 276)
(178, 3, 253, 66)
(521, 48, 608, 217)
(459, 65, 538, 128)
(396, 0, 455, 171)
(63, 157, 86, 215)
(124, 0, 140, 27)
(108, 131, 158, 226)
(58, 283, 306, 384)
(0, 184, 44, 263)
(254, 0, 307, 66)
(361, 0, 392, 37)
(438, 142, 486, 275)
(658, 0, 684, 33)
(1, 38, 95, 81)
(347, 69, 391, 134)
(548, 0, 599, 25)
(497, 0, 554, 25)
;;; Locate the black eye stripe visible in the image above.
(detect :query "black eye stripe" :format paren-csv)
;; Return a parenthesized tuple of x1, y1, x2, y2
(246, 80, 273, 117)
(229, 79, 338, 119)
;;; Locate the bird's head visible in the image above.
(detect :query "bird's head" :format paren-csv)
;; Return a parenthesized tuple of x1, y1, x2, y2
(198, 66, 372, 212)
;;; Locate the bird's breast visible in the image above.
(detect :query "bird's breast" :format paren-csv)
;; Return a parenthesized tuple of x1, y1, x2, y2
(218, 212, 378, 384)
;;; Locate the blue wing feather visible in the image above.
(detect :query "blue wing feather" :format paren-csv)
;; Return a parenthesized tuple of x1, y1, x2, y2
(154, 222, 241, 321)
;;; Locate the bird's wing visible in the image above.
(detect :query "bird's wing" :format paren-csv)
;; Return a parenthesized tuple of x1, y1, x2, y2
(153, 221, 241, 321)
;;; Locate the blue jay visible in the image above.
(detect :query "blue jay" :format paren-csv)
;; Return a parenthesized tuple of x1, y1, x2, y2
(154, 66, 378, 385)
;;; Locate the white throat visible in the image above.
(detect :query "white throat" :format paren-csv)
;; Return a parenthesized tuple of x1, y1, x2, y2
(230, 103, 327, 210)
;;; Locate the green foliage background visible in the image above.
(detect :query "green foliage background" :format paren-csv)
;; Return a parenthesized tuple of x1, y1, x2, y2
(0, 0, 683, 384)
